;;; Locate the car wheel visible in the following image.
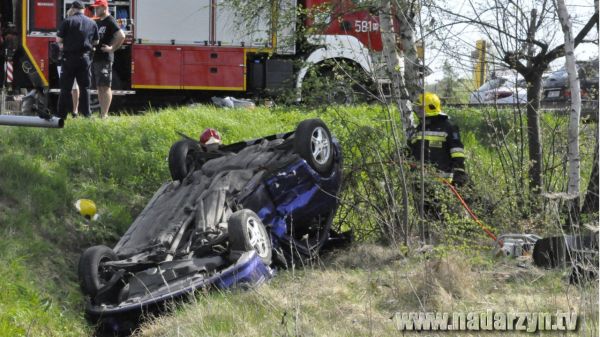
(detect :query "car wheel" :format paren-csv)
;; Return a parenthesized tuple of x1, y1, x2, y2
(168, 139, 200, 181)
(294, 119, 334, 174)
(78, 245, 117, 297)
(228, 209, 272, 265)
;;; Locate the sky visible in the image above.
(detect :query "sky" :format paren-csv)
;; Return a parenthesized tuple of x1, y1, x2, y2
(422, 0, 599, 85)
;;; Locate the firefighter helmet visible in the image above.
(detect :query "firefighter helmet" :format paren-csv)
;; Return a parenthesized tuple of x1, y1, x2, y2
(75, 199, 98, 220)
(199, 128, 222, 146)
(415, 92, 442, 117)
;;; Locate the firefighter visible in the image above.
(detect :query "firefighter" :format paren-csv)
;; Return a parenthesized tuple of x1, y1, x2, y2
(91, 0, 125, 118)
(56, 1, 99, 119)
(408, 92, 468, 186)
(409, 92, 469, 235)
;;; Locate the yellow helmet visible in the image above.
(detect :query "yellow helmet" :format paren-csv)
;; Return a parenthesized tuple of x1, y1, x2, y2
(75, 199, 98, 220)
(415, 92, 442, 117)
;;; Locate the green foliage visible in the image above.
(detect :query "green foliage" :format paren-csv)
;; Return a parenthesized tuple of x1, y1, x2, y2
(335, 103, 597, 245)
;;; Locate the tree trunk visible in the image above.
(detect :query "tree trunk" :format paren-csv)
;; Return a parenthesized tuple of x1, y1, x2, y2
(379, 0, 414, 134)
(395, 2, 420, 102)
(582, 127, 599, 214)
(525, 75, 544, 195)
(581, 0, 598, 215)
(557, 0, 581, 225)
(524, 9, 543, 196)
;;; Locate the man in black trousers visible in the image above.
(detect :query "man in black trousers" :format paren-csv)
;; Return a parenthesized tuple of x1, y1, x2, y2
(55, 1, 98, 119)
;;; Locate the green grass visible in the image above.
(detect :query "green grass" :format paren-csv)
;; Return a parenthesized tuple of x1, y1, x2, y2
(0, 103, 596, 336)
(0, 104, 383, 336)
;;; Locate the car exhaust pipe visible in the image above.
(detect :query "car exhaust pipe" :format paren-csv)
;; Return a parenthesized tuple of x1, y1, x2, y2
(0, 115, 64, 128)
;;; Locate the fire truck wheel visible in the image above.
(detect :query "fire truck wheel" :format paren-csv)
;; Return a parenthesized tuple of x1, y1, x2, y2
(301, 60, 371, 106)
(47, 93, 58, 115)
(329, 82, 356, 105)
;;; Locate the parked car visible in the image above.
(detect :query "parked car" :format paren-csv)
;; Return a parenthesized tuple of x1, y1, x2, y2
(542, 59, 599, 103)
(469, 76, 528, 105)
(78, 119, 343, 330)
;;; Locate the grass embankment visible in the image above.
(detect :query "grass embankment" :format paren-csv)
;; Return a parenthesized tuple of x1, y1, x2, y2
(136, 245, 598, 337)
(0, 105, 376, 336)
(0, 104, 596, 336)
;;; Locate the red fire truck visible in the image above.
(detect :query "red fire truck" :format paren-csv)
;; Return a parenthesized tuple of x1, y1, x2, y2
(1, 0, 392, 112)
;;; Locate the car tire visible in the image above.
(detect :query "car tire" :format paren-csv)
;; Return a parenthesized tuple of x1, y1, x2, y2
(228, 209, 272, 265)
(294, 119, 334, 174)
(168, 139, 200, 181)
(78, 245, 117, 297)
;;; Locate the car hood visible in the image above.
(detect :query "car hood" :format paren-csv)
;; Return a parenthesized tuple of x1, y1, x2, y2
(543, 74, 568, 88)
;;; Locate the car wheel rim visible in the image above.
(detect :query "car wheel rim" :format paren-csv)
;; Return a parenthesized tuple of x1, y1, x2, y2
(311, 127, 330, 165)
(246, 217, 269, 259)
(98, 257, 113, 285)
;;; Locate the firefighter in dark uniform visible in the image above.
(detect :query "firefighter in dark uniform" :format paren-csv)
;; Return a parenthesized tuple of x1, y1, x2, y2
(409, 92, 469, 223)
(55, 1, 99, 119)
(409, 92, 468, 185)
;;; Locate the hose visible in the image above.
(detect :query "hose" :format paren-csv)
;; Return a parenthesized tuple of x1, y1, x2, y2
(440, 179, 501, 246)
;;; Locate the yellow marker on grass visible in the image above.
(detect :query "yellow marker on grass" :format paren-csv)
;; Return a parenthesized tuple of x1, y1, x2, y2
(75, 199, 99, 221)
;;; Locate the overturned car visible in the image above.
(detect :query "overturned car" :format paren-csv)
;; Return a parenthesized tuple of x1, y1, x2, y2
(78, 119, 342, 320)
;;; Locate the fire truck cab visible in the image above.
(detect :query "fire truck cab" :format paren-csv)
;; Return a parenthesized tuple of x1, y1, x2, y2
(1, 0, 392, 112)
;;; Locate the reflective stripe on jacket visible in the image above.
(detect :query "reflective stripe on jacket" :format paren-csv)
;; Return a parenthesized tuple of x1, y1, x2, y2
(408, 113, 466, 173)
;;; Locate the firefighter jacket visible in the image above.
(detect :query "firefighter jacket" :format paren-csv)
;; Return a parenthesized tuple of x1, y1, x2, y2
(408, 113, 466, 175)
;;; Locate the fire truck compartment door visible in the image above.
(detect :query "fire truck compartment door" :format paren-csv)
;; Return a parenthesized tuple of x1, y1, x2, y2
(30, 0, 58, 31)
(215, 0, 270, 48)
(132, 46, 181, 88)
(182, 65, 244, 90)
(135, 0, 210, 45)
(182, 49, 244, 89)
